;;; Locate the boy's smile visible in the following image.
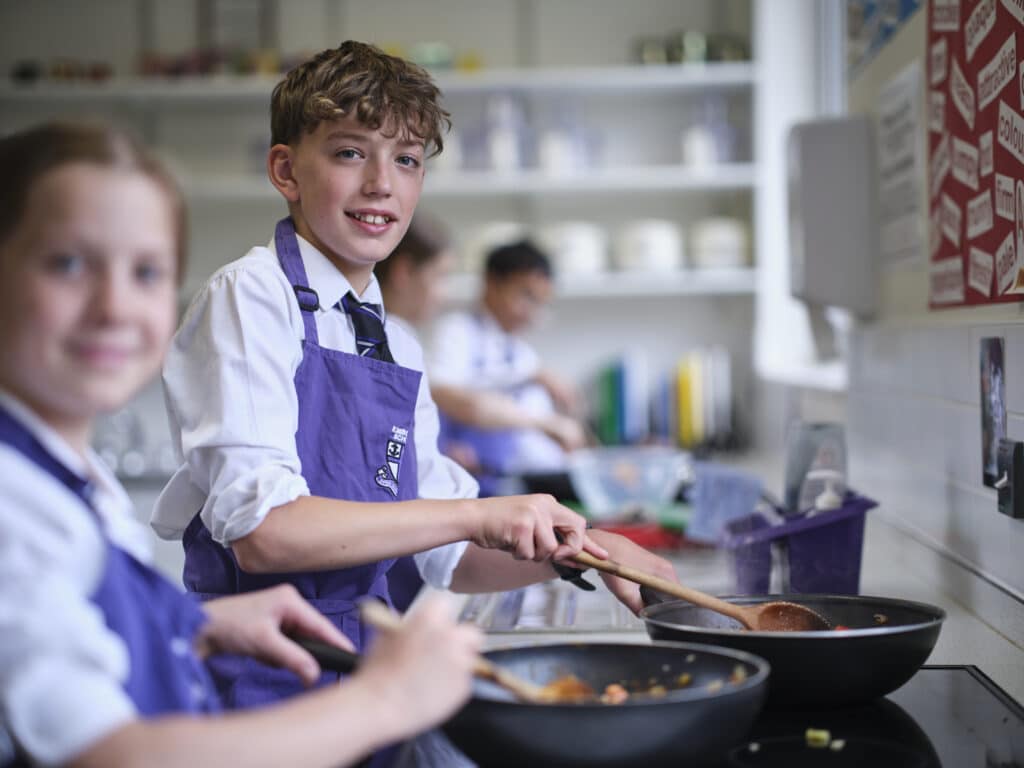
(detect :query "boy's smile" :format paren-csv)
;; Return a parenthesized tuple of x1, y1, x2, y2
(269, 115, 426, 295)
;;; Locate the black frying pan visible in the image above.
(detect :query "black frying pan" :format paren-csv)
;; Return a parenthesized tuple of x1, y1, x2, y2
(300, 639, 770, 768)
(640, 592, 945, 709)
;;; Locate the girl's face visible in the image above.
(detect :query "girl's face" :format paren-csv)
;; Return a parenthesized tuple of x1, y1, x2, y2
(0, 163, 178, 446)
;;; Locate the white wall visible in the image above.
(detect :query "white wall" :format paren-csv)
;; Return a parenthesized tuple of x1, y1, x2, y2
(773, 8, 1024, 692)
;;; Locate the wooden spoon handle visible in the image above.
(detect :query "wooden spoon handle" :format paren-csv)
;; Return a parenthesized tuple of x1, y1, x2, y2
(358, 600, 547, 702)
(571, 551, 751, 628)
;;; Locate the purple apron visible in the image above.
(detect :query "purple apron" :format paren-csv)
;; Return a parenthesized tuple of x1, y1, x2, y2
(181, 218, 424, 713)
(0, 405, 221, 731)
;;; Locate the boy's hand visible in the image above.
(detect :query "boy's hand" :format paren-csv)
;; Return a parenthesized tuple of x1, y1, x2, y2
(355, 593, 482, 737)
(196, 584, 352, 686)
(471, 495, 608, 562)
(584, 530, 680, 615)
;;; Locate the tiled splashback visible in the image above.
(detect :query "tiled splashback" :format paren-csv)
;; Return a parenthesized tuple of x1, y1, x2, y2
(846, 322, 1024, 600)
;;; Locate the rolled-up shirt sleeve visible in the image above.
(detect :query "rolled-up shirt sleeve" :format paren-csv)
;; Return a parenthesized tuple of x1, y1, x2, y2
(0, 455, 136, 765)
(155, 255, 310, 545)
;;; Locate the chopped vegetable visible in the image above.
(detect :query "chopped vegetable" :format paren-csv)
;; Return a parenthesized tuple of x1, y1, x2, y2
(829, 739, 846, 752)
(805, 728, 831, 748)
(729, 664, 748, 683)
(600, 683, 629, 705)
(873, 613, 888, 624)
(676, 672, 692, 686)
(833, 624, 850, 631)
(706, 679, 724, 692)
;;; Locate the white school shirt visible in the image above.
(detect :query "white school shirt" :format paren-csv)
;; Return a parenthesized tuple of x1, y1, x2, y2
(425, 309, 566, 473)
(0, 391, 154, 765)
(151, 233, 472, 587)
(427, 308, 541, 390)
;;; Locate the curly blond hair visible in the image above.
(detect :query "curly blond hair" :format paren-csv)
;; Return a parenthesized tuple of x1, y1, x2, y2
(270, 40, 450, 156)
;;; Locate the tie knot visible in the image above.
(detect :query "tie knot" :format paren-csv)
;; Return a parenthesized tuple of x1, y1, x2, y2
(339, 293, 393, 363)
(340, 292, 384, 320)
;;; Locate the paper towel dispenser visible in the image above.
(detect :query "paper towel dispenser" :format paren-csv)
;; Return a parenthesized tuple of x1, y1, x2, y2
(787, 115, 878, 319)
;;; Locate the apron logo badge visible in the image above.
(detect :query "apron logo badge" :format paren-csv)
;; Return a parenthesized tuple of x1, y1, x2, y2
(375, 426, 408, 496)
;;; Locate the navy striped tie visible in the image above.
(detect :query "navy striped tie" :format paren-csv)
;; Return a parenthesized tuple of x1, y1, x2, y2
(339, 293, 394, 363)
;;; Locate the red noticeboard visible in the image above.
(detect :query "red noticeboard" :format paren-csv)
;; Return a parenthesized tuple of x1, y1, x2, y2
(927, 0, 1024, 307)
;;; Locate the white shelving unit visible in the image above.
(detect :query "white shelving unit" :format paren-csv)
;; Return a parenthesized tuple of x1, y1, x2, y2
(0, 0, 760, 410)
(0, 62, 756, 102)
(181, 163, 757, 201)
(446, 267, 756, 303)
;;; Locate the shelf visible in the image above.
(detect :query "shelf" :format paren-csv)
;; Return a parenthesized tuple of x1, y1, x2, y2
(182, 164, 757, 201)
(434, 62, 757, 94)
(0, 63, 755, 105)
(757, 360, 848, 392)
(445, 268, 756, 301)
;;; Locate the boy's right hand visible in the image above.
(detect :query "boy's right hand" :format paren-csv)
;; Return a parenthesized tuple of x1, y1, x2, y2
(471, 495, 608, 562)
(356, 594, 482, 737)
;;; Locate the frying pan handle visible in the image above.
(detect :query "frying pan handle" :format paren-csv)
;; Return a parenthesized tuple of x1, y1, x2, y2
(293, 637, 361, 674)
(640, 585, 676, 607)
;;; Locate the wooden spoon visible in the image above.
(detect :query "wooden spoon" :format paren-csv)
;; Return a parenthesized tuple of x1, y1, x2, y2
(571, 551, 832, 632)
(359, 600, 585, 703)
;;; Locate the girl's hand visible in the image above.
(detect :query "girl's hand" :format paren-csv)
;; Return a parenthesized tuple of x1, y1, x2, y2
(355, 593, 482, 737)
(584, 530, 680, 615)
(196, 584, 352, 686)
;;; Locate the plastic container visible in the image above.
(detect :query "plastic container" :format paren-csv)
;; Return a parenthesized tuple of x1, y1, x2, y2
(722, 492, 877, 595)
(567, 446, 692, 521)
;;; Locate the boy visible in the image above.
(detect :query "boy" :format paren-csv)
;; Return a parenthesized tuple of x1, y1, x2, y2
(153, 41, 677, 709)
(428, 239, 588, 491)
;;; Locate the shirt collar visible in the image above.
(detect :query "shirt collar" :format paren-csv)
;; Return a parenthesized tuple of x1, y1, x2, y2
(0, 389, 128, 509)
(274, 233, 386, 316)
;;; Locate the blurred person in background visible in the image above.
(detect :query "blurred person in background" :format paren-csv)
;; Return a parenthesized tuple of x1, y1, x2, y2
(425, 239, 588, 496)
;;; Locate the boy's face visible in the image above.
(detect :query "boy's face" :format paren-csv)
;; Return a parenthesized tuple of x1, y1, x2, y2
(484, 270, 554, 334)
(278, 115, 426, 293)
(0, 163, 178, 440)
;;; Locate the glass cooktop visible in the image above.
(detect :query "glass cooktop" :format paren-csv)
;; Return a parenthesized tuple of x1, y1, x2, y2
(713, 665, 1023, 768)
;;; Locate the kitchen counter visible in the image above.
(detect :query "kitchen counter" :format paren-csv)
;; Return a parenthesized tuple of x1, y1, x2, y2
(460, 512, 1024, 704)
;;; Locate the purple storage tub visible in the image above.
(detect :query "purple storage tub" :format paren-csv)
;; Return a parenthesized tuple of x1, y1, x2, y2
(722, 493, 878, 595)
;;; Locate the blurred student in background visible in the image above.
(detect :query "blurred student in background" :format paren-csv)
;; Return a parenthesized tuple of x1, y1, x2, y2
(377, 222, 589, 495)
(428, 239, 587, 495)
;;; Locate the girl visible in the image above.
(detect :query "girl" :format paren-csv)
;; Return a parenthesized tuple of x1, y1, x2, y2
(0, 121, 481, 768)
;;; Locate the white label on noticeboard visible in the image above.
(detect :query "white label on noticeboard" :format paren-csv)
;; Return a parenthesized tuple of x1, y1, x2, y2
(931, 256, 966, 303)
(951, 58, 976, 129)
(967, 188, 994, 239)
(978, 33, 1016, 112)
(929, 90, 946, 133)
(1001, 0, 1024, 26)
(980, 131, 994, 176)
(934, 0, 961, 30)
(931, 206, 943, 257)
(996, 173, 1016, 220)
(942, 192, 962, 246)
(1017, 181, 1024, 287)
(966, 0, 996, 61)
(952, 136, 980, 190)
(969, 246, 995, 296)
(996, 229, 1017, 294)
(999, 100, 1024, 166)
(931, 133, 951, 199)
(931, 37, 949, 84)
(1020, 61, 1024, 110)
